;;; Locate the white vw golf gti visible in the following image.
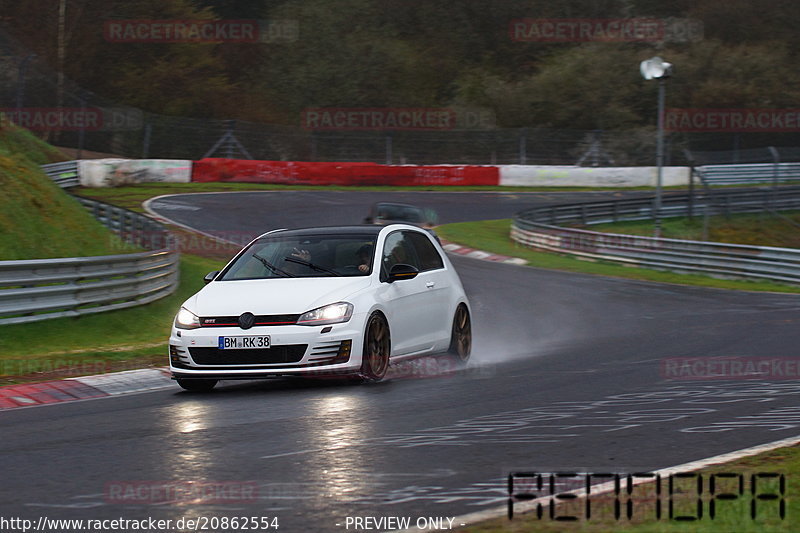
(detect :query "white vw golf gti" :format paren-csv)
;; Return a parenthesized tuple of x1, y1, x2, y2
(169, 224, 472, 390)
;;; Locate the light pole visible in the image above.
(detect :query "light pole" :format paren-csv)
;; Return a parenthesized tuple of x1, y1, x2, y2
(640, 56, 672, 238)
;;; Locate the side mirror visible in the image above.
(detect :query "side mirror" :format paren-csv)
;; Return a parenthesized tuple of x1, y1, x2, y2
(203, 271, 220, 284)
(388, 263, 419, 283)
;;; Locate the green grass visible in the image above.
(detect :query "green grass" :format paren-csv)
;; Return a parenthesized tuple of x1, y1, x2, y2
(0, 124, 136, 259)
(0, 122, 66, 165)
(437, 219, 800, 293)
(463, 444, 797, 532)
(0, 254, 226, 383)
(591, 211, 800, 249)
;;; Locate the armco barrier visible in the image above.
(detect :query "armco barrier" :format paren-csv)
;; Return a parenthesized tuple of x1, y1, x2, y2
(191, 158, 500, 186)
(0, 249, 179, 325)
(41, 160, 80, 187)
(512, 188, 800, 285)
(697, 162, 800, 186)
(0, 191, 179, 325)
(518, 187, 800, 225)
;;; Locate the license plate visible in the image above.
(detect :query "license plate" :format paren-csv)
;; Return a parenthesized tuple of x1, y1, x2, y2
(218, 336, 271, 350)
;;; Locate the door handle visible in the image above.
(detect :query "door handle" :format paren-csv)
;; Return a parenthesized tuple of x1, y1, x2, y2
(426, 281, 435, 288)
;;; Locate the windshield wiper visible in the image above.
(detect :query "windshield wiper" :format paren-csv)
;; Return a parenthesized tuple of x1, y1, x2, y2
(253, 253, 295, 277)
(284, 256, 341, 276)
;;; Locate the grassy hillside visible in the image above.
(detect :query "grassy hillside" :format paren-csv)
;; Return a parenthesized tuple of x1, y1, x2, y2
(0, 124, 136, 259)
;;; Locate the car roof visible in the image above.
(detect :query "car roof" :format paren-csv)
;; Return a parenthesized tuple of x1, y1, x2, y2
(372, 202, 422, 209)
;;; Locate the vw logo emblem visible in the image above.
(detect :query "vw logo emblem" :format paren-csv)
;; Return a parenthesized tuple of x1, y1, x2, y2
(238, 312, 255, 330)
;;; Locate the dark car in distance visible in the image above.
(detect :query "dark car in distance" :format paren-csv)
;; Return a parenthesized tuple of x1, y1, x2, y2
(363, 202, 438, 227)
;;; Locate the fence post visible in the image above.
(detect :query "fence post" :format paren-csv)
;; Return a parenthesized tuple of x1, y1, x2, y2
(519, 128, 527, 165)
(77, 94, 86, 160)
(683, 149, 695, 220)
(225, 120, 235, 159)
(768, 146, 780, 210)
(142, 122, 152, 159)
(15, 53, 36, 115)
(768, 146, 780, 188)
(385, 133, 393, 165)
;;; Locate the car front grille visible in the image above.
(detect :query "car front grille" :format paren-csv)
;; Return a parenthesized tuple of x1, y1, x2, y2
(199, 314, 301, 328)
(189, 345, 307, 365)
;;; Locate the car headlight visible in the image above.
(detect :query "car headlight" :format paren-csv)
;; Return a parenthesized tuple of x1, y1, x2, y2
(297, 302, 353, 326)
(175, 308, 201, 330)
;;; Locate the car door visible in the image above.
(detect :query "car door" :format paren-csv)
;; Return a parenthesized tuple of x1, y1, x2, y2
(375, 230, 436, 355)
(405, 230, 453, 346)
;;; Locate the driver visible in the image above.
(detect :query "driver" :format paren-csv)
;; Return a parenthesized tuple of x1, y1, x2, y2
(357, 244, 373, 273)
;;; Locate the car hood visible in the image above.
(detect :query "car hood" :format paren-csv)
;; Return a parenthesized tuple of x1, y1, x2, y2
(185, 277, 372, 316)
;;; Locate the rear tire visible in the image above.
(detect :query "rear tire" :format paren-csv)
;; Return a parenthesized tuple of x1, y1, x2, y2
(176, 378, 218, 392)
(448, 305, 471, 363)
(360, 313, 390, 382)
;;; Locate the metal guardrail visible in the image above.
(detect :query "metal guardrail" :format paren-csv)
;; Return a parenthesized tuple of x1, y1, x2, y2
(512, 187, 800, 285)
(73, 196, 172, 248)
(516, 187, 800, 226)
(41, 160, 80, 188)
(697, 162, 800, 186)
(0, 250, 179, 325)
(0, 193, 179, 325)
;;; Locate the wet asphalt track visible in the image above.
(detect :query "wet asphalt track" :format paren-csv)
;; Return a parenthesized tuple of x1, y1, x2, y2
(2, 190, 800, 531)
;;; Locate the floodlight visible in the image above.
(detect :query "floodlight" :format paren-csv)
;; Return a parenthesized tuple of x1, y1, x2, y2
(640, 56, 673, 80)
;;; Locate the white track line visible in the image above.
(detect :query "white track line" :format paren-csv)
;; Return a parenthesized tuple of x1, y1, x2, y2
(143, 195, 244, 245)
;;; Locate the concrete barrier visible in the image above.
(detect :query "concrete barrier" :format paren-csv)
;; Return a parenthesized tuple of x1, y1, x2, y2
(191, 158, 500, 186)
(72, 157, 694, 188)
(499, 165, 691, 187)
(78, 159, 192, 187)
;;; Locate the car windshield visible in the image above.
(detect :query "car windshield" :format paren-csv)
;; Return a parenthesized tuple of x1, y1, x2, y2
(219, 234, 377, 280)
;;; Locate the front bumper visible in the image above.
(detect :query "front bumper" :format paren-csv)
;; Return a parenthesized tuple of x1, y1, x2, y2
(169, 320, 364, 379)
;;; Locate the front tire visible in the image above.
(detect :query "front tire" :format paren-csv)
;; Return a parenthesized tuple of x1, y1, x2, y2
(176, 378, 218, 392)
(360, 313, 390, 382)
(448, 305, 471, 363)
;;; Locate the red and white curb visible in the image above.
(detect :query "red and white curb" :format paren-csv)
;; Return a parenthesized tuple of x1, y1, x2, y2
(0, 368, 174, 410)
(441, 241, 527, 266)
